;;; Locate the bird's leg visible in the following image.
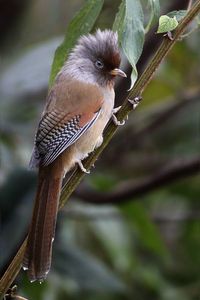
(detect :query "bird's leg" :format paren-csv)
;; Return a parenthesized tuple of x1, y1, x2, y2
(128, 96, 142, 110)
(112, 106, 125, 126)
(76, 160, 90, 174)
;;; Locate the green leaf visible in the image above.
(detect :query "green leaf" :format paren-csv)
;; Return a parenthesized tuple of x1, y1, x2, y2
(145, 0, 160, 33)
(157, 15, 178, 34)
(112, 1, 125, 41)
(49, 0, 104, 86)
(113, 0, 145, 89)
(121, 202, 169, 258)
(167, 10, 187, 22)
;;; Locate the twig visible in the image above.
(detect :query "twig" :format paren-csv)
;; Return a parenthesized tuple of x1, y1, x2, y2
(1, 1, 200, 298)
(0, 241, 27, 299)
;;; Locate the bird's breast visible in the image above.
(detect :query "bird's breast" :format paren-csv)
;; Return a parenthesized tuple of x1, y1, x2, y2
(74, 86, 115, 157)
(100, 85, 115, 119)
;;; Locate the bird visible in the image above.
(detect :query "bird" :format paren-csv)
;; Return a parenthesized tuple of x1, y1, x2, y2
(22, 29, 127, 282)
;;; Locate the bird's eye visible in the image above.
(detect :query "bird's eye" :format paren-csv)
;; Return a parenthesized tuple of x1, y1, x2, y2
(95, 60, 104, 69)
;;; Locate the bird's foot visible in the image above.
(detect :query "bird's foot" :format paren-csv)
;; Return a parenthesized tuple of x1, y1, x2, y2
(112, 106, 125, 126)
(128, 96, 142, 110)
(77, 160, 90, 174)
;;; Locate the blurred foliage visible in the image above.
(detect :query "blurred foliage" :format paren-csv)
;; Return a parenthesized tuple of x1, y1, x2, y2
(0, 0, 200, 300)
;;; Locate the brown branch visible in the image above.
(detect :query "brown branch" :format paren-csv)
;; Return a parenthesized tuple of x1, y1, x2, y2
(1, 1, 200, 298)
(74, 157, 200, 204)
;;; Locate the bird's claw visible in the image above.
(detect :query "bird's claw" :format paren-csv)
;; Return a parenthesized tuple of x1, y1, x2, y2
(77, 160, 90, 174)
(128, 96, 142, 110)
(112, 106, 125, 126)
(112, 114, 125, 126)
(112, 106, 121, 114)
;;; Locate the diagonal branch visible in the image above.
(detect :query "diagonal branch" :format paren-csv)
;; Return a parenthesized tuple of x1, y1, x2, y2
(60, 0, 200, 209)
(1, 1, 200, 297)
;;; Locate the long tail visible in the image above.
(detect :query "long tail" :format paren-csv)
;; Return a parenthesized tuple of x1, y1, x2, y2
(23, 157, 64, 282)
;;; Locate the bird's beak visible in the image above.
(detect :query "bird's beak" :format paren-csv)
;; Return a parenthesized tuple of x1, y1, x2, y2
(110, 68, 127, 78)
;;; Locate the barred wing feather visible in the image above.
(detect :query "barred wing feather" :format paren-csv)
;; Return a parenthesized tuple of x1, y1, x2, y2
(30, 108, 101, 167)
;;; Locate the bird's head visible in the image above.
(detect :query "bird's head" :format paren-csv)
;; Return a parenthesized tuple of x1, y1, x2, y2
(66, 29, 126, 86)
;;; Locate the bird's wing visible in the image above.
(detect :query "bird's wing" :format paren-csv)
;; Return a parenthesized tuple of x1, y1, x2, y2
(30, 79, 103, 167)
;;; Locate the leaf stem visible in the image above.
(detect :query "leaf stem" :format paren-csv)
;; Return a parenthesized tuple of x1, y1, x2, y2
(1, 0, 200, 298)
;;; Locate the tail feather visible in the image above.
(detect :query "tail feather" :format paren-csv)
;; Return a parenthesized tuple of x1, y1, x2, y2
(23, 158, 64, 282)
